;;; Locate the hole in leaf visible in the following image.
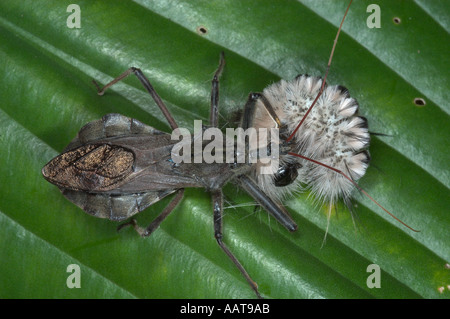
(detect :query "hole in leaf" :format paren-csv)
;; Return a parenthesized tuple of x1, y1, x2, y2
(413, 98, 426, 107)
(197, 26, 208, 35)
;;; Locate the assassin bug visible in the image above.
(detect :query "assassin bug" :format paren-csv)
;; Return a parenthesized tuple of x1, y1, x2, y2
(42, 0, 417, 298)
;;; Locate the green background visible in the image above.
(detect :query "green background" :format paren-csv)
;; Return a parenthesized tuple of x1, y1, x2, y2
(0, 0, 448, 298)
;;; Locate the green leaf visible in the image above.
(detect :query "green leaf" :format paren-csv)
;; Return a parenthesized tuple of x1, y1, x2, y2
(0, 0, 448, 299)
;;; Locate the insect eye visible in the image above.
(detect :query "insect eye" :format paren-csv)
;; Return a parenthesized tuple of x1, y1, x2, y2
(274, 162, 301, 187)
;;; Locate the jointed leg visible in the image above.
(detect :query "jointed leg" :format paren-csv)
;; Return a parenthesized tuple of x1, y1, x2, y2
(211, 189, 262, 299)
(210, 52, 225, 128)
(237, 175, 297, 232)
(119, 189, 184, 237)
(241, 92, 283, 130)
(93, 67, 178, 130)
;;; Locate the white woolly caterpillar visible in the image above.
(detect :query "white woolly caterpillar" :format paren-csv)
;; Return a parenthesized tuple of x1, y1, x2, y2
(249, 75, 370, 218)
(239, 0, 418, 236)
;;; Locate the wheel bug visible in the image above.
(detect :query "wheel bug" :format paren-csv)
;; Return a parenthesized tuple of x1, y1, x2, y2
(42, 0, 417, 298)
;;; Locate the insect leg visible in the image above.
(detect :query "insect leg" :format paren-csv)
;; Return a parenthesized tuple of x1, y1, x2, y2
(241, 93, 282, 130)
(93, 68, 178, 130)
(118, 189, 185, 237)
(211, 189, 262, 299)
(210, 52, 225, 128)
(237, 175, 297, 232)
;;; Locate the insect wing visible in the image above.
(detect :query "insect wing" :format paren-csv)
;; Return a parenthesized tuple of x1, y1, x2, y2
(61, 188, 176, 221)
(42, 142, 135, 191)
(42, 113, 179, 220)
(42, 113, 168, 192)
(63, 113, 167, 151)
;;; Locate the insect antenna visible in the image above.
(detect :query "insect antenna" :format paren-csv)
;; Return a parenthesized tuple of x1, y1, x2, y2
(287, 152, 419, 232)
(369, 131, 392, 137)
(282, 0, 418, 232)
(287, 0, 353, 143)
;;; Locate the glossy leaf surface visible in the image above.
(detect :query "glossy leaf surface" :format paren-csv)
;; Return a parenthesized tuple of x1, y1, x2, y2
(0, 0, 448, 298)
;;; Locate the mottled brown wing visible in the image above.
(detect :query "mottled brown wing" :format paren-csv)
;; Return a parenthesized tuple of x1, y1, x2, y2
(42, 113, 180, 219)
(42, 143, 135, 191)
